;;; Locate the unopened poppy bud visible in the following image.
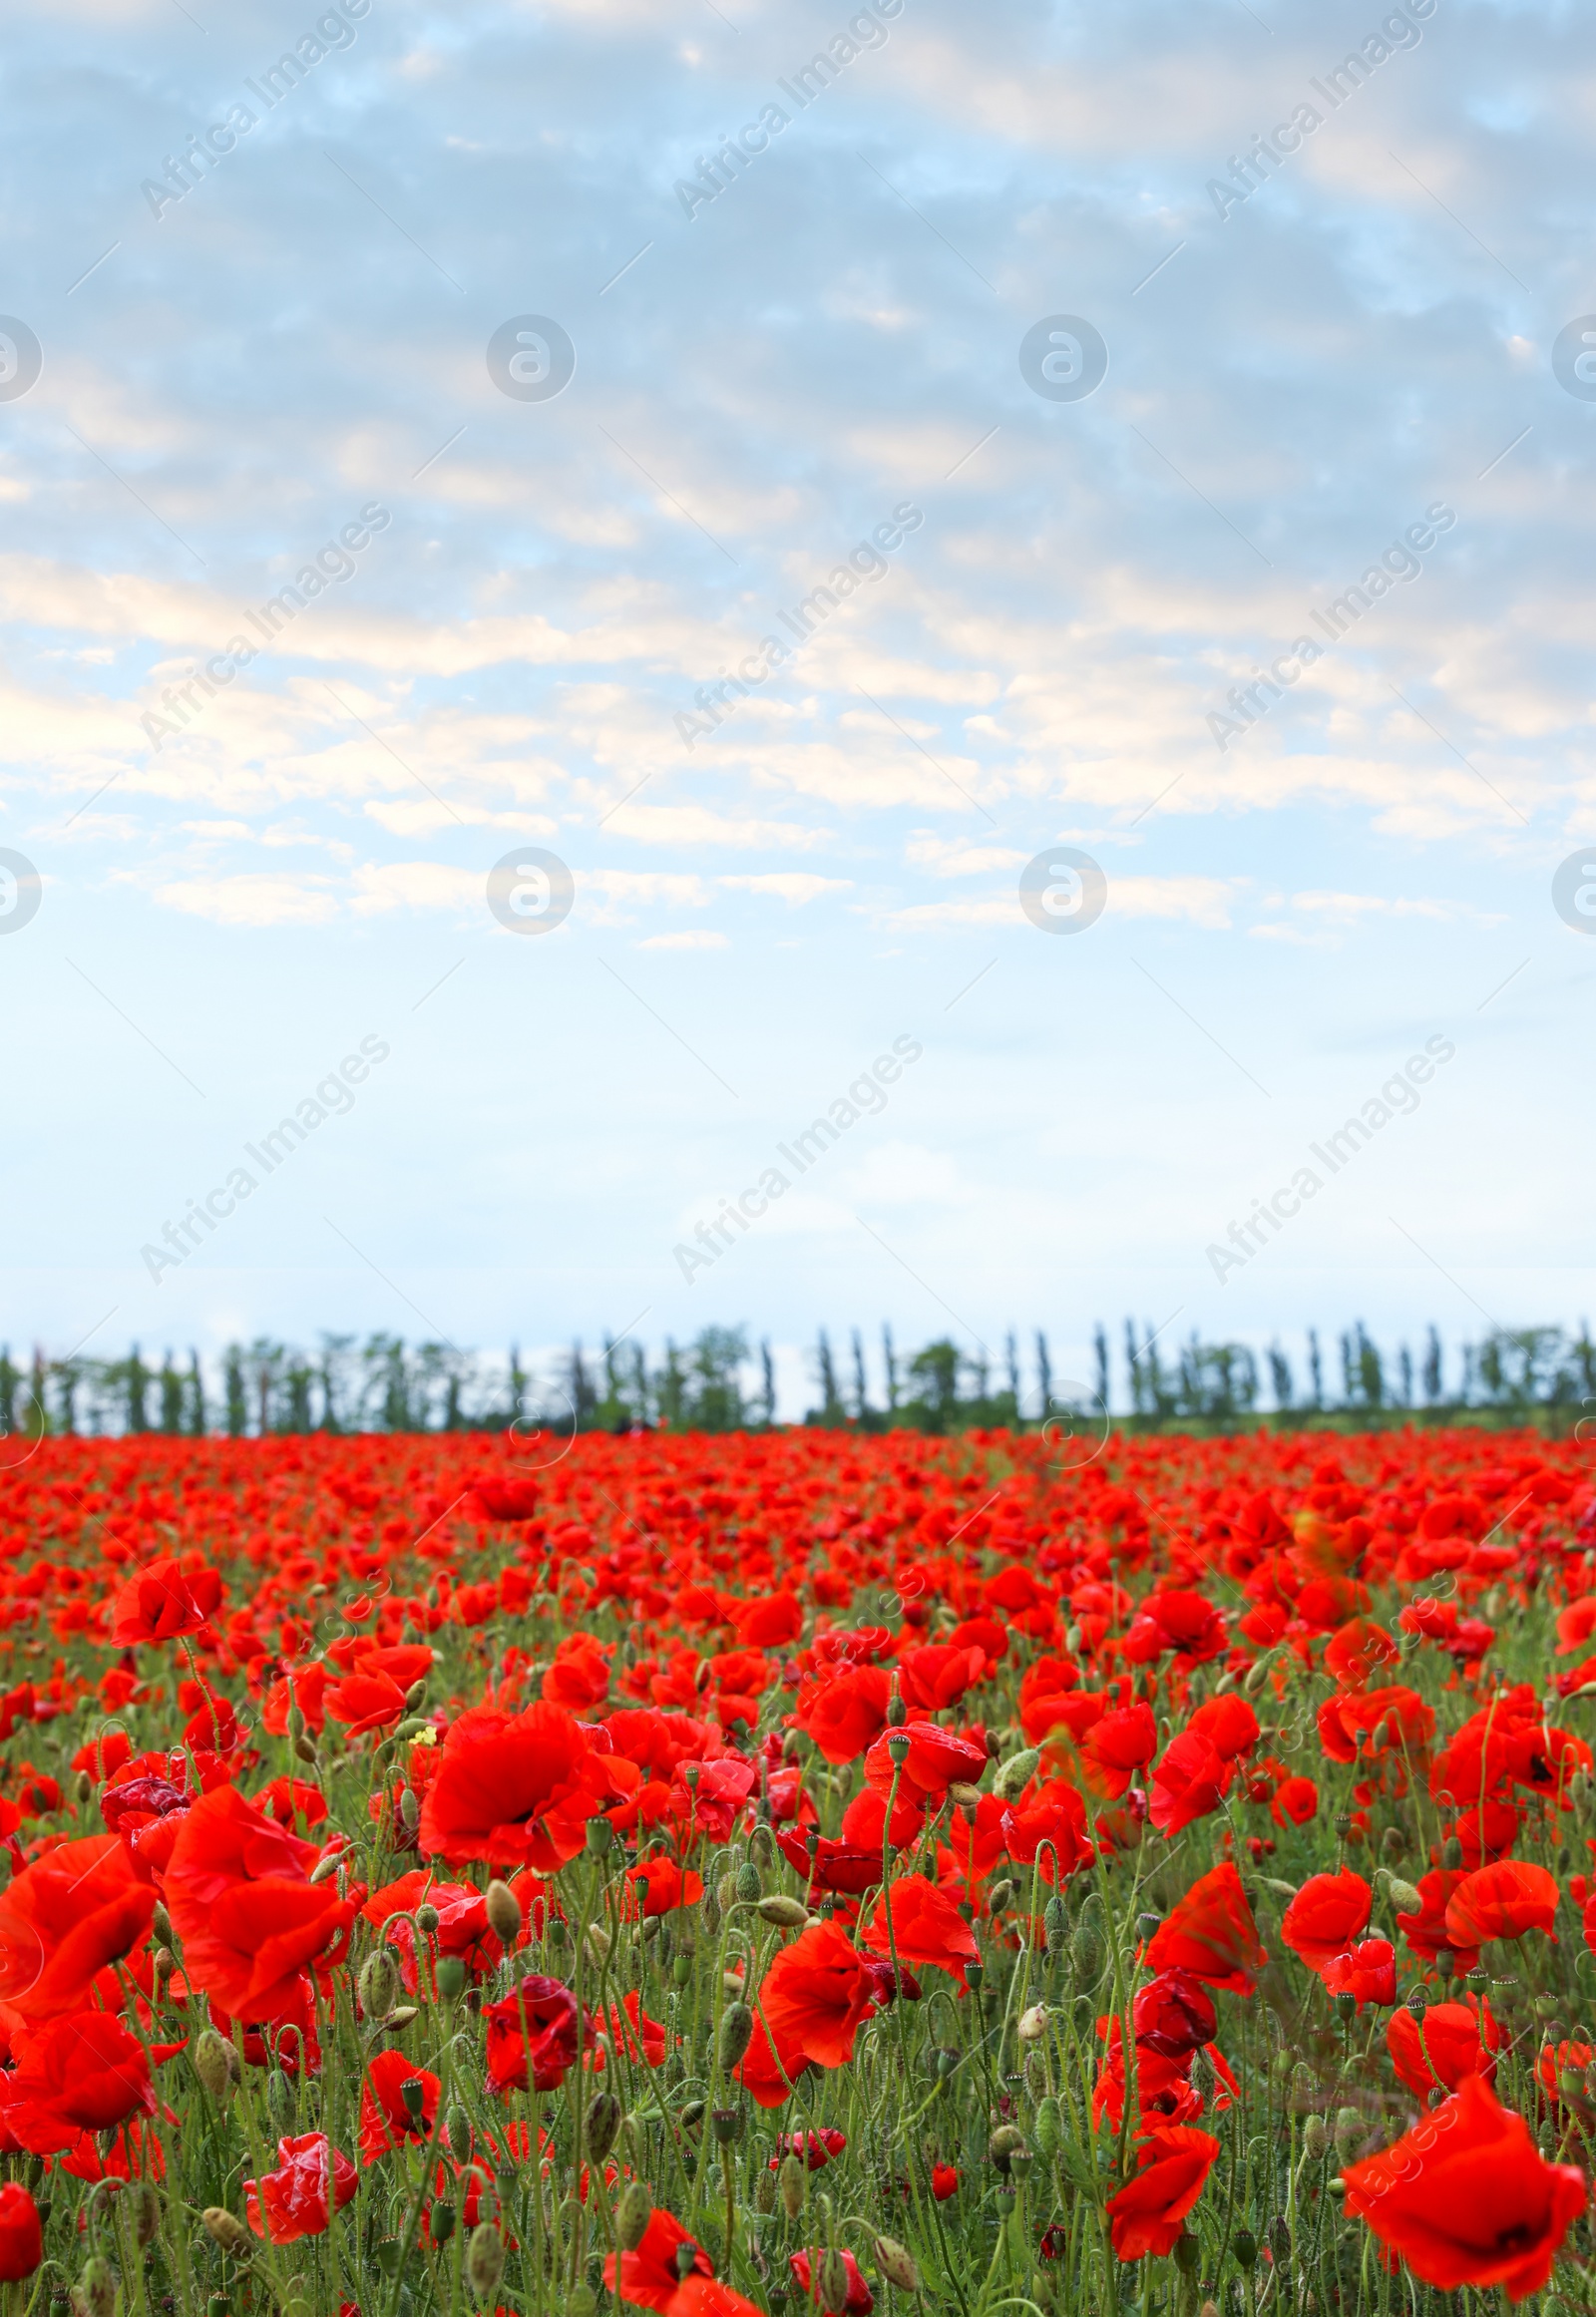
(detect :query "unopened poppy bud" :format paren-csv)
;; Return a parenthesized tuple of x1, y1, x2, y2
(1189, 2047, 1217, 2107)
(988, 1879, 1015, 1916)
(874, 2235, 920, 2292)
(1380, 1824, 1407, 1861)
(1042, 1895, 1069, 1954)
(1440, 1834, 1463, 1870)
(818, 2248, 850, 2314)
(1243, 1652, 1275, 1697)
(152, 1901, 173, 1945)
(615, 2181, 652, 2249)
(76, 2258, 117, 2317)
(586, 2092, 622, 2163)
(1268, 2216, 1291, 2269)
(734, 1860, 761, 1900)
(1232, 2229, 1257, 2271)
(291, 1733, 318, 1764)
(1302, 2116, 1329, 2160)
(886, 1730, 911, 1763)
(201, 2208, 250, 2254)
(1070, 1915, 1104, 1987)
(435, 1956, 467, 2001)
(415, 1904, 440, 1936)
(192, 2030, 237, 2103)
(1386, 1877, 1422, 1916)
(400, 1787, 421, 1831)
(569, 2289, 598, 2317)
(1033, 2095, 1061, 2155)
(467, 2222, 506, 2299)
(447, 2105, 472, 2152)
(358, 1950, 401, 2021)
(887, 1690, 907, 1727)
(779, 2152, 805, 2219)
(988, 2125, 1027, 2174)
(403, 1677, 427, 1710)
(130, 2180, 161, 2245)
(719, 2001, 754, 2069)
(758, 1894, 810, 1928)
(1017, 2003, 1048, 2042)
(484, 1879, 521, 1947)
(74, 1768, 93, 1807)
(993, 1747, 1040, 1801)
(948, 1780, 983, 1811)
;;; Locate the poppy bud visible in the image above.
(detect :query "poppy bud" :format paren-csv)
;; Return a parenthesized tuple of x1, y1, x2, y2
(152, 1900, 174, 1944)
(680, 2100, 706, 2129)
(1190, 2047, 1217, 2107)
(291, 1734, 318, 1764)
(1441, 1834, 1463, 1870)
(994, 1748, 1040, 1801)
(358, 1950, 401, 2022)
(757, 2171, 777, 2215)
(76, 2257, 116, 2317)
(467, 2223, 506, 2300)
(416, 1904, 441, 1935)
(719, 2002, 754, 2069)
(267, 2070, 294, 2121)
(484, 1879, 522, 1947)
(400, 1787, 421, 1831)
(193, 2029, 238, 2104)
(586, 1924, 614, 1968)
(818, 2248, 850, 2314)
(1268, 2216, 1291, 2270)
(948, 1780, 983, 1812)
(758, 1895, 810, 1928)
(435, 1956, 467, 2001)
(1065, 1622, 1083, 1653)
(129, 2181, 160, 2247)
(779, 2153, 805, 2220)
(403, 1677, 428, 1710)
(1017, 2004, 1048, 2042)
(616, 2182, 652, 2250)
(1033, 2096, 1061, 2155)
(73, 1768, 93, 1807)
(875, 2235, 920, 2292)
(586, 2091, 622, 2162)
(1244, 1652, 1276, 1697)
(988, 2125, 1027, 2175)
(1386, 1878, 1421, 1916)
(887, 1688, 907, 1727)
(1302, 2116, 1329, 2160)
(989, 1879, 1015, 1916)
(201, 2208, 250, 2254)
(1232, 2230, 1257, 2270)
(447, 2105, 471, 2152)
(735, 1860, 762, 1901)
(1380, 1824, 1407, 1861)
(1043, 1895, 1069, 1954)
(1070, 1913, 1104, 1988)
(569, 2289, 598, 2317)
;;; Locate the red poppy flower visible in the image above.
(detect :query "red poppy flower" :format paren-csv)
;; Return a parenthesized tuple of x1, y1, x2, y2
(791, 2248, 873, 2313)
(110, 1557, 222, 1647)
(625, 1858, 703, 1919)
(1272, 1774, 1319, 1828)
(592, 1989, 670, 2070)
(931, 2162, 959, 2199)
(0, 2010, 156, 2153)
(668, 2282, 766, 2317)
(757, 1919, 877, 2070)
(324, 1673, 408, 1738)
(732, 1592, 803, 1648)
(1148, 1732, 1234, 1836)
(1081, 1703, 1160, 1799)
(796, 1667, 891, 1765)
(1281, 1870, 1373, 1973)
(1121, 1590, 1228, 1665)
(734, 2011, 809, 2109)
(1105, 2124, 1221, 2259)
(861, 1874, 981, 1984)
(1386, 1997, 1500, 2097)
(484, 1975, 583, 2096)
(769, 2128, 847, 2172)
(1002, 1777, 1095, 1881)
(1133, 1971, 1217, 2060)
(0, 2184, 41, 2282)
(0, 1834, 156, 2027)
(164, 1784, 353, 2024)
(1143, 1863, 1266, 1994)
(1395, 1870, 1480, 1974)
(862, 1723, 987, 1807)
(244, 2132, 358, 2244)
(1184, 1694, 1260, 1760)
(603, 2207, 711, 2312)
(1321, 1937, 1396, 2011)
(420, 1703, 621, 1871)
(1444, 1861, 1559, 1949)
(1343, 2073, 1585, 2301)
(359, 2051, 441, 2164)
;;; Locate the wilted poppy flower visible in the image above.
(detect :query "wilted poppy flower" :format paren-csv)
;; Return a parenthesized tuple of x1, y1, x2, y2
(0, 1834, 156, 2027)
(1343, 2073, 1585, 2301)
(419, 1703, 620, 1872)
(1444, 1861, 1559, 1950)
(1105, 2124, 1221, 2259)
(110, 1556, 222, 1647)
(861, 1874, 980, 1984)
(484, 1975, 583, 2097)
(0, 2184, 41, 2282)
(0, 2010, 155, 2153)
(758, 1919, 877, 2070)
(1144, 1863, 1267, 1994)
(244, 2132, 358, 2244)
(603, 2207, 711, 2311)
(359, 2051, 441, 2164)
(791, 2247, 873, 2313)
(1404, 1965, 1498, 2062)
(164, 1784, 352, 2023)
(1282, 1870, 1373, 1974)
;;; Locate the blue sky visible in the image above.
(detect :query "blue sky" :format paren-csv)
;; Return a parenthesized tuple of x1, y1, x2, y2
(3, 0, 1594, 1412)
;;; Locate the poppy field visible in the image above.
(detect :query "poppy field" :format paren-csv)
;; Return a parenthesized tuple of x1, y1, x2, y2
(0, 1420, 1594, 2317)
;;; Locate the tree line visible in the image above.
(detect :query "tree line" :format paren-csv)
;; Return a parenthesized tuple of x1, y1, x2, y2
(0, 1319, 1591, 1439)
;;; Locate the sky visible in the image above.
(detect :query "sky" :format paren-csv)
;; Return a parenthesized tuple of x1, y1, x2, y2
(2, 0, 1594, 1416)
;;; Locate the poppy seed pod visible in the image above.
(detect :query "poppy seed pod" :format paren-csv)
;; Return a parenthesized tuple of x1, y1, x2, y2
(758, 1894, 810, 1928)
(780, 2152, 806, 2219)
(886, 1731, 911, 1764)
(719, 2000, 754, 2069)
(358, 1950, 401, 2022)
(616, 2181, 653, 2249)
(586, 2091, 622, 2162)
(989, 2125, 1028, 2174)
(435, 1956, 467, 2001)
(1232, 2229, 1258, 2270)
(484, 1879, 522, 1948)
(201, 2207, 250, 2254)
(818, 2247, 851, 2314)
(193, 2029, 237, 2103)
(1173, 2231, 1200, 2276)
(467, 2223, 506, 2299)
(875, 2235, 920, 2291)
